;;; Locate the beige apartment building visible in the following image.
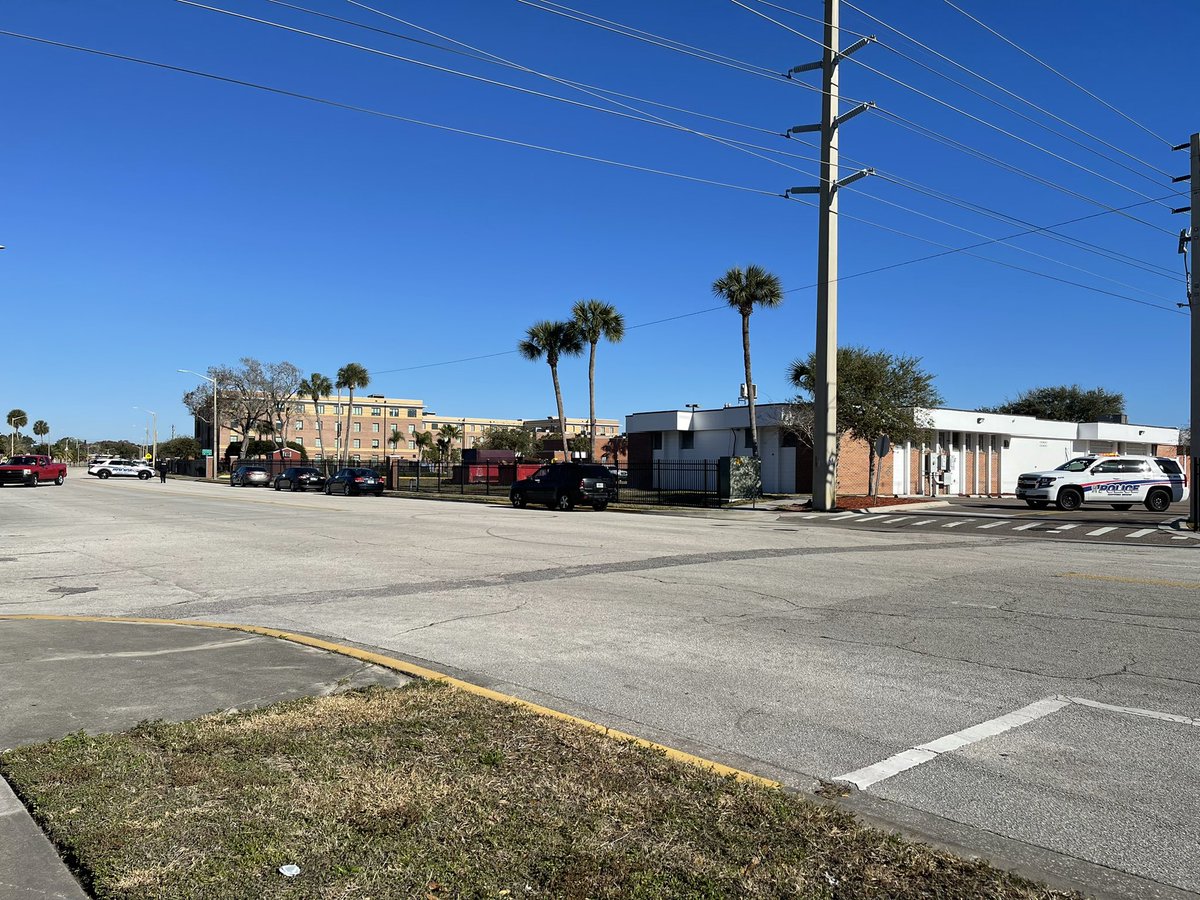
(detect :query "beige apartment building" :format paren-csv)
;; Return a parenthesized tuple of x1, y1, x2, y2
(212, 393, 622, 464)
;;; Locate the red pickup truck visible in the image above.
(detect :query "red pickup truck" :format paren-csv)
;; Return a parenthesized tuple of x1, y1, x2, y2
(0, 454, 68, 487)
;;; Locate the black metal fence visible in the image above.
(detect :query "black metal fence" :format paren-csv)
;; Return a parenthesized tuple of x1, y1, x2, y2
(386, 458, 723, 508)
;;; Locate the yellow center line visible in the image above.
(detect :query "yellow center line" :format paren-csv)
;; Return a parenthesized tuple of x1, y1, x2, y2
(1058, 572, 1200, 589)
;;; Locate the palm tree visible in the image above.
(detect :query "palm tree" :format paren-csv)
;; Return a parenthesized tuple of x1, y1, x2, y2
(437, 423, 463, 466)
(519, 320, 583, 459)
(7, 409, 28, 456)
(571, 299, 625, 462)
(712, 264, 783, 458)
(388, 427, 403, 455)
(336, 363, 370, 466)
(298, 372, 332, 463)
(414, 430, 435, 466)
(32, 420, 49, 454)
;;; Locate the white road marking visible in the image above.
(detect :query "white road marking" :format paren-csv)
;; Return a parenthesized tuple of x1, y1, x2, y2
(1053, 524, 1080, 531)
(905, 519, 937, 526)
(976, 521, 1005, 529)
(40, 637, 261, 661)
(837, 698, 1070, 790)
(1062, 696, 1199, 728)
(1173, 535, 1190, 541)
(1125, 529, 1154, 538)
(849, 515, 889, 523)
(1086, 526, 1116, 537)
(829, 513, 858, 521)
(942, 520, 968, 528)
(882, 516, 907, 524)
(1012, 523, 1041, 531)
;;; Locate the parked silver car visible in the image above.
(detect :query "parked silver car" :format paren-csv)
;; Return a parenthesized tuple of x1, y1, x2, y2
(230, 465, 270, 487)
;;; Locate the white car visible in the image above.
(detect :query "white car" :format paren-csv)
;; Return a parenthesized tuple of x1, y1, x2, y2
(88, 459, 155, 480)
(1015, 455, 1188, 513)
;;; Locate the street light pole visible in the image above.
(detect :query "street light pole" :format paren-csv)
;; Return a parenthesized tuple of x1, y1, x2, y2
(178, 369, 218, 478)
(134, 407, 158, 464)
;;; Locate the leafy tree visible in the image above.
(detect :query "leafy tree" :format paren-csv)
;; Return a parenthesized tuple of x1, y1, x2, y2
(479, 426, 536, 456)
(984, 385, 1124, 422)
(181, 359, 272, 453)
(712, 265, 783, 458)
(159, 436, 202, 459)
(263, 361, 303, 452)
(7, 409, 28, 456)
(336, 363, 370, 466)
(32, 420, 49, 454)
(571, 299, 625, 462)
(787, 346, 942, 496)
(518, 320, 583, 458)
(414, 430, 436, 465)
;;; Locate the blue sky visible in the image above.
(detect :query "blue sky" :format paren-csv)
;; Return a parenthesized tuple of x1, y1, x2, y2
(2, 0, 1195, 443)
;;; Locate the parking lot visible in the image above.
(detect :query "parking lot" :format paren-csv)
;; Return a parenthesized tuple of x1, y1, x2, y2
(2, 476, 1198, 898)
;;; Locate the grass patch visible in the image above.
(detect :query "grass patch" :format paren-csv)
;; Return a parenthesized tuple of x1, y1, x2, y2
(1, 682, 1077, 899)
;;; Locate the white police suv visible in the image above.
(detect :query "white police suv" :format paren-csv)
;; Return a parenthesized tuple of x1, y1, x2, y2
(1015, 455, 1188, 513)
(88, 458, 155, 480)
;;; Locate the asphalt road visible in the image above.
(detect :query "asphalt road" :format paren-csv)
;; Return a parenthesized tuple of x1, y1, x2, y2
(2, 474, 1198, 898)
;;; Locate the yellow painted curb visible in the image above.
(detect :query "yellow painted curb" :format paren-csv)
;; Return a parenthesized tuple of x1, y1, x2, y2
(0, 614, 780, 789)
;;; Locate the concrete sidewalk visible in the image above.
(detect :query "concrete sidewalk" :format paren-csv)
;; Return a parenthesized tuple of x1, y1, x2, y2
(0, 619, 409, 898)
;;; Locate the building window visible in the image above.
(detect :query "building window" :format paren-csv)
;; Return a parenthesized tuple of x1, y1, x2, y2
(371, 439, 380, 449)
(408, 441, 416, 450)
(652, 432, 663, 450)
(389, 407, 399, 417)
(353, 422, 361, 432)
(352, 405, 362, 415)
(372, 423, 380, 433)
(316, 404, 326, 414)
(408, 424, 416, 434)
(293, 403, 306, 415)
(407, 408, 418, 417)
(352, 439, 361, 449)
(315, 438, 323, 448)
(680, 431, 694, 450)
(294, 437, 303, 446)
(294, 421, 303, 431)
(370, 407, 381, 416)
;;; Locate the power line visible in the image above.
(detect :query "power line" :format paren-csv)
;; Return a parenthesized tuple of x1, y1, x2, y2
(730, 0, 1179, 211)
(941, 0, 1175, 148)
(0, 29, 784, 200)
(756, 0, 1175, 182)
(258, 0, 786, 139)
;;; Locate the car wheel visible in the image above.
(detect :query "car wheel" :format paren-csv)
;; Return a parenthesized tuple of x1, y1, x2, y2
(28, 474, 39, 487)
(98, 470, 111, 480)
(54, 474, 65, 486)
(1145, 488, 1172, 513)
(511, 492, 527, 509)
(273, 481, 281, 491)
(1056, 487, 1083, 512)
(291, 482, 300, 492)
(592, 501, 608, 511)
(138, 471, 151, 480)
(324, 484, 332, 495)
(1110, 504, 1132, 511)
(555, 492, 575, 512)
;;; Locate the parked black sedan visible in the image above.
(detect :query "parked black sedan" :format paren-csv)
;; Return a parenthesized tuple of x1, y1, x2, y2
(324, 467, 384, 497)
(273, 466, 326, 492)
(510, 463, 617, 511)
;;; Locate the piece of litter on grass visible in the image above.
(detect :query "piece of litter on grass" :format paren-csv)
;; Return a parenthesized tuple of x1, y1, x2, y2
(823, 872, 838, 886)
(279, 864, 301, 878)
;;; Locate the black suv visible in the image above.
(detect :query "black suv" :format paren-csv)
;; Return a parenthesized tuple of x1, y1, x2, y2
(510, 463, 617, 511)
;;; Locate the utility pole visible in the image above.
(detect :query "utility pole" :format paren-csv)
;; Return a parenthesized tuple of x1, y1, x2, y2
(785, 0, 873, 510)
(1174, 133, 1199, 530)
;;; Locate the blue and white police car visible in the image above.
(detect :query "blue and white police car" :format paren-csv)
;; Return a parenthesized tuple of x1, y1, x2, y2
(1015, 455, 1188, 513)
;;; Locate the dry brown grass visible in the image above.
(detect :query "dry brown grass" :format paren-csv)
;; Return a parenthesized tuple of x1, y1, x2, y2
(1, 682, 1079, 899)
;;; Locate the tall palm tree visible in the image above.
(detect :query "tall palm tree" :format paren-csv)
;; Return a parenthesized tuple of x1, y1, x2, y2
(571, 299, 625, 462)
(712, 264, 784, 458)
(437, 423, 463, 466)
(299, 373, 332, 463)
(336, 363, 370, 466)
(32, 420, 49, 454)
(519, 321, 583, 459)
(7, 409, 28, 456)
(388, 427, 403, 455)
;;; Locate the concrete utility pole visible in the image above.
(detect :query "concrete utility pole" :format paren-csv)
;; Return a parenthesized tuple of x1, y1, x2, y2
(1177, 133, 1200, 530)
(785, 0, 872, 510)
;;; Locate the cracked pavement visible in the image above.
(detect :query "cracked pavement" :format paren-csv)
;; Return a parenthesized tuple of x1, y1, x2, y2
(1, 475, 1198, 898)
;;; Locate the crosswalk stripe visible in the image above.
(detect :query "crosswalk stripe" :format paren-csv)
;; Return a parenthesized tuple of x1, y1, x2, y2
(1086, 526, 1116, 536)
(1126, 529, 1154, 538)
(1173, 535, 1190, 540)
(977, 521, 1005, 529)
(907, 519, 937, 526)
(1053, 524, 1079, 531)
(942, 520, 968, 528)
(850, 515, 889, 523)
(1012, 522, 1040, 531)
(882, 516, 907, 523)
(829, 512, 859, 521)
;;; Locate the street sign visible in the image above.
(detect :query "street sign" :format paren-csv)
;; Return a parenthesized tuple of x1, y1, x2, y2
(202, 449, 213, 457)
(875, 435, 891, 458)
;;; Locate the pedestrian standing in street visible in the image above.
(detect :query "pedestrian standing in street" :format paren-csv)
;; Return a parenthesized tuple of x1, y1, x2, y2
(157, 459, 168, 483)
